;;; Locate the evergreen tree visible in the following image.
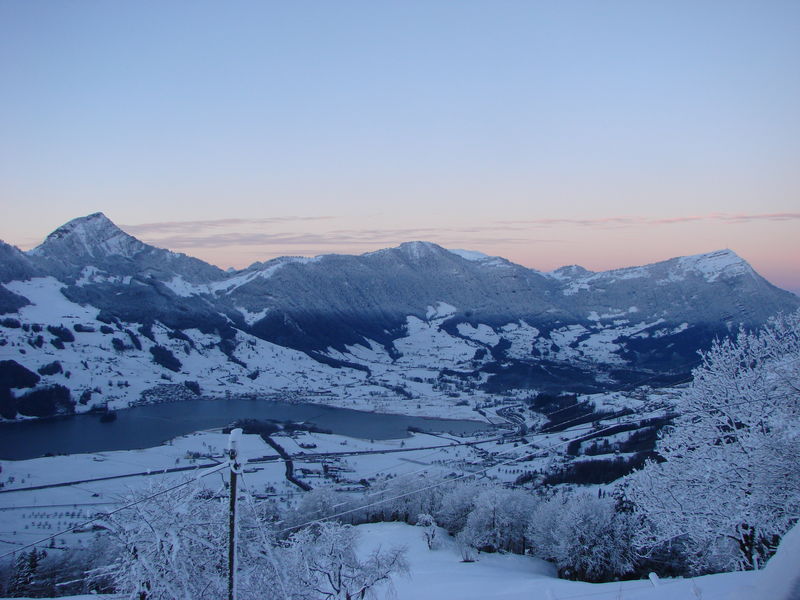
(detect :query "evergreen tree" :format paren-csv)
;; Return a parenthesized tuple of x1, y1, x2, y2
(8, 549, 46, 597)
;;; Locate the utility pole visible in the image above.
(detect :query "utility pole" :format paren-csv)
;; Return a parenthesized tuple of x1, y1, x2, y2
(227, 428, 242, 600)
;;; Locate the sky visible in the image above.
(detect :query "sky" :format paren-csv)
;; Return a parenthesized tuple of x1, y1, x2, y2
(0, 1, 798, 293)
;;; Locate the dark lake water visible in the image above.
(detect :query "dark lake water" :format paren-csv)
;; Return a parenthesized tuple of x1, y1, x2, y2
(0, 398, 490, 460)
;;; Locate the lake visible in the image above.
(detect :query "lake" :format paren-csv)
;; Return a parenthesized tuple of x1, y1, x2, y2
(0, 398, 490, 460)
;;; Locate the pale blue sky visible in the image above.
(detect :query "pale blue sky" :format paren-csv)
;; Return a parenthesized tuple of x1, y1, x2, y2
(1, 1, 798, 290)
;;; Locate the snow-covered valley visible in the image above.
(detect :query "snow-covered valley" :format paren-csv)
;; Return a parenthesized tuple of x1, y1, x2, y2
(1, 214, 799, 599)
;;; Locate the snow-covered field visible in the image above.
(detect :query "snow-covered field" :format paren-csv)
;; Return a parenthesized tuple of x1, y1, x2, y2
(0, 429, 492, 556)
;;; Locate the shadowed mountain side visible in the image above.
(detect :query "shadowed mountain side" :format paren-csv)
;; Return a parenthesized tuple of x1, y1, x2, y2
(0, 213, 797, 406)
(237, 243, 565, 353)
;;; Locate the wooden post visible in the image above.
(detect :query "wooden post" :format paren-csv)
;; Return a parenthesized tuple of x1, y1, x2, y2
(228, 428, 242, 600)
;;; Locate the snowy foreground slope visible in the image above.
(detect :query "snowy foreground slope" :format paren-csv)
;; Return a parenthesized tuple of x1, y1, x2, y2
(355, 523, 759, 600)
(8, 521, 800, 600)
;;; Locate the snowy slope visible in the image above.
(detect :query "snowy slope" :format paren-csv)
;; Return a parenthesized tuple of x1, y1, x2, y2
(356, 523, 759, 600)
(0, 277, 367, 416)
(0, 521, 774, 600)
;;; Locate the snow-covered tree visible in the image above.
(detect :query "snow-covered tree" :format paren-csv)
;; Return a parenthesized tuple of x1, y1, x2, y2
(625, 310, 800, 573)
(433, 480, 480, 534)
(416, 513, 439, 550)
(99, 483, 230, 599)
(367, 475, 443, 524)
(461, 488, 535, 554)
(99, 479, 407, 600)
(287, 486, 346, 530)
(455, 529, 477, 563)
(527, 491, 636, 581)
(282, 521, 408, 600)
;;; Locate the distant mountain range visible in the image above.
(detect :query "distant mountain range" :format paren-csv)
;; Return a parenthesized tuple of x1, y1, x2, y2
(1, 212, 797, 419)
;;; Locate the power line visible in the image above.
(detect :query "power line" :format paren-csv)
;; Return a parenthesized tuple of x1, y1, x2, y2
(268, 406, 630, 525)
(0, 502, 126, 510)
(276, 379, 788, 535)
(0, 461, 222, 495)
(270, 392, 676, 525)
(237, 472, 293, 600)
(0, 463, 227, 562)
(0, 393, 672, 532)
(342, 386, 780, 507)
(276, 412, 670, 535)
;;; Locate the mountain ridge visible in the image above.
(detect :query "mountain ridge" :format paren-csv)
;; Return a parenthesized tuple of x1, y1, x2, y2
(3, 212, 779, 293)
(0, 213, 797, 420)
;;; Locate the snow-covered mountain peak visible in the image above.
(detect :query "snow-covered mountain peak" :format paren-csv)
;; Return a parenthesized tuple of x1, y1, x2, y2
(396, 241, 446, 260)
(548, 265, 594, 280)
(30, 212, 145, 260)
(674, 249, 752, 282)
(3, 213, 799, 420)
(572, 249, 755, 286)
(24, 213, 226, 285)
(365, 241, 450, 262)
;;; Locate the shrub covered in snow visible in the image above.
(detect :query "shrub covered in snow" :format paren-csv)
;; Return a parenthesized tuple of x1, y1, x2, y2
(527, 491, 637, 581)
